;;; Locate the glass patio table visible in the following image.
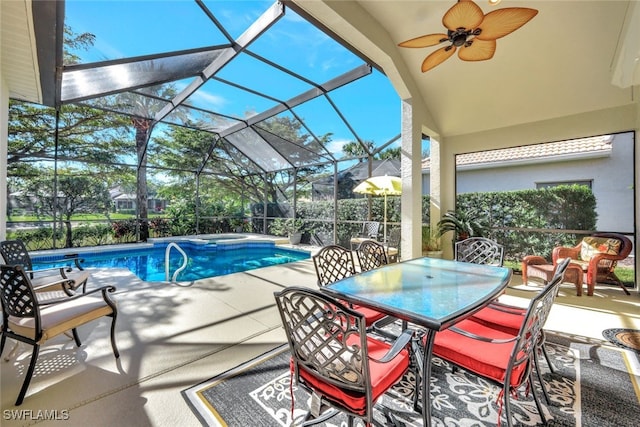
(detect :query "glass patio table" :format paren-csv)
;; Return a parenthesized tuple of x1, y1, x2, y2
(321, 256, 512, 427)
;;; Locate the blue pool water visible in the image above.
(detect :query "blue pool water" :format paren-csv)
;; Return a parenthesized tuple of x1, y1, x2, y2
(32, 241, 310, 282)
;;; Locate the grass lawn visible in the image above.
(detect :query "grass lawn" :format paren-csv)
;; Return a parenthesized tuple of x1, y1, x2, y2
(7, 213, 164, 221)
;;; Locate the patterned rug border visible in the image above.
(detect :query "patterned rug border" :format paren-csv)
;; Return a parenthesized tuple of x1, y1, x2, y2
(603, 328, 640, 353)
(182, 346, 289, 427)
(183, 333, 640, 426)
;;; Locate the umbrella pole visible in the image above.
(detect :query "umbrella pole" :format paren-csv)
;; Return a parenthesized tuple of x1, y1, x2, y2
(383, 194, 387, 243)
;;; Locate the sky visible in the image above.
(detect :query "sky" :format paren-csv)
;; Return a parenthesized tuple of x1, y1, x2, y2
(64, 0, 402, 159)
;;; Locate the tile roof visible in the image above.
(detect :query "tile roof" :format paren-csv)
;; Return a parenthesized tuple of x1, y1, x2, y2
(421, 135, 613, 169)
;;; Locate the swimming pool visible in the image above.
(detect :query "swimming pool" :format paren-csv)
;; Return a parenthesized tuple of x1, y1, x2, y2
(32, 241, 310, 282)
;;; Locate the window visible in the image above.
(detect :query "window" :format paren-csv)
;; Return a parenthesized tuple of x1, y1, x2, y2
(536, 180, 592, 190)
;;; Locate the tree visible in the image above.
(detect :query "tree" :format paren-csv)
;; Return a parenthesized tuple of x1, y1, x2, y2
(63, 25, 96, 65)
(114, 84, 180, 241)
(378, 147, 401, 160)
(151, 116, 331, 205)
(342, 141, 374, 159)
(18, 169, 112, 248)
(342, 140, 400, 161)
(7, 101, 130, 169)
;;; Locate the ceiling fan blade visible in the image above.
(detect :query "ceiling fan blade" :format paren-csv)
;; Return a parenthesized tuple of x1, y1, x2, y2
(398, 33, 448, 48)
(458, 39, 496, 61)
(476, 8, 538, 40)
(422, 46, 456, 72)
(442, 0, 484, 31)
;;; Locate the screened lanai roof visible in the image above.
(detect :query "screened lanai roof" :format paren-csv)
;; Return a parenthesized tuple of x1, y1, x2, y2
(59, 0, 401, 176)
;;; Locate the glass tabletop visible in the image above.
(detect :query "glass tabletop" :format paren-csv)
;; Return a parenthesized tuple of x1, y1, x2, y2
(323, 257, 512, 330)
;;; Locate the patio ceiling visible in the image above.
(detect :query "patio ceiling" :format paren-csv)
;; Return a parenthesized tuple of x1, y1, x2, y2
(290, 0, 639, 139)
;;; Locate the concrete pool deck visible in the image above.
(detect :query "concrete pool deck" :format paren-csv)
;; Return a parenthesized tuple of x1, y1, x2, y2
(1, 250, 639, 426)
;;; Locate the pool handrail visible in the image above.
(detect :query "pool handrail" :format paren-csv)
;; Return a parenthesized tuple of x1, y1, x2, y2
(165, 242, 188, 282)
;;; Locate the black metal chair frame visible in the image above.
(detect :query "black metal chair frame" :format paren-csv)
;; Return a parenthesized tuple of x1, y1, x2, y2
(350, 221, 381, 249)
(477, 258, 571, 406)
(312, 245, 357, 287)
(455, 237, 505, 266)
(427, 258, 570, 427)
(274, 286, 414, 426)
(0, 264, 119, 405)
(355, 240, 388, 272)
(0, 240, 88, 294)
(385, 227, 401, 263)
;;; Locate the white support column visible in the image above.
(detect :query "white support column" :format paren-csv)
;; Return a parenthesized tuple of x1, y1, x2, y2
(436, 137, 456, 259)
(634, 85, 640, 292)
(400, 99, 422, 259)
(428, 135, 442, 250)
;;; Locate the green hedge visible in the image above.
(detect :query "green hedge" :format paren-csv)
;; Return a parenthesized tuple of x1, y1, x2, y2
(295, 184, 597, 262)
(6, 185, 598, 261)
(455, 185, 596, 262)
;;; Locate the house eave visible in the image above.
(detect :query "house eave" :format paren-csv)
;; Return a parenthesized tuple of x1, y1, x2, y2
(422, 150, 612, 173)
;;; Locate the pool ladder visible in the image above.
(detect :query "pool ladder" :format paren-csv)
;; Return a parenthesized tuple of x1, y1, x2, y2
(165, 242, 188, 282)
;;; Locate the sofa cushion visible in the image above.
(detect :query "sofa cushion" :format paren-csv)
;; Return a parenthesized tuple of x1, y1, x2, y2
(580, 236, 621, 262)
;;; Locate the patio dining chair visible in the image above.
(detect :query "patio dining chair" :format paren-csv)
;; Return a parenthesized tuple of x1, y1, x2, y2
(312, 245, 386, 327)
(0, 240, 89, 295)
(427, 258, 569, 427)
(385, 227, 401, 263)
(350, 221, 380, 249)
(274, 287, 414, 427)
(0, 264, 119, 406)
(469, 258, 571, 405)
(455, 237, 504, 266)
(355, 239, 388, 272)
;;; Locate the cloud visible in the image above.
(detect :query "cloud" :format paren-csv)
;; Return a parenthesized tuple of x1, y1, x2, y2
(326, 138, 350, 154)
(172, 81, 227, 108)
(190, 91, 227, 109)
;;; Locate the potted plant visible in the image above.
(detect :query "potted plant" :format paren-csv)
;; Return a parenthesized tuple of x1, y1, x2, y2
(422, 225, 443, 258)
(437, 209, 488, 241)
(270, 217, 306, 244)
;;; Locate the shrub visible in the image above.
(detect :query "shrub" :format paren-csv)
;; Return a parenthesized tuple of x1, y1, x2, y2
(73, 224, 113, 246)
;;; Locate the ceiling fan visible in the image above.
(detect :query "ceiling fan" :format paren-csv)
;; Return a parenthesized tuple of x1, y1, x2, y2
(398, 0, 538, 72)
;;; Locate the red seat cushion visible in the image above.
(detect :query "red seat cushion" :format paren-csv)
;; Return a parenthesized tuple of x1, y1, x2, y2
(470, 304, 525, 336)
(328, 301, 387, 326)
(296, 334, 409, 415)
(352, 304, 387, 325)
(431, 319, 529, 389)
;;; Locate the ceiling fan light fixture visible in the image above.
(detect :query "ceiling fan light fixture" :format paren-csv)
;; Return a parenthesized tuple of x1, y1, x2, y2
(398, 0, 537, 72)
(488, 0, 502, 6)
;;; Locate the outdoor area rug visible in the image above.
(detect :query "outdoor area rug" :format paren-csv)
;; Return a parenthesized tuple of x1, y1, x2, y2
(182, 333, 640, 426)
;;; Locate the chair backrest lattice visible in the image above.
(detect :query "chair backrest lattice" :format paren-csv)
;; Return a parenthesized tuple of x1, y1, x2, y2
(0, 265, 41, 337)
(361, 222, 380, 238)
(512, 258, 570, 372)
(274, 287, 369, 392)
(0, 240, 33, 270)
(455, 237, 504, 266)
(387, 228, 401, 249)
(313, 245, 357, 287)
(356, 240, 388, 272)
